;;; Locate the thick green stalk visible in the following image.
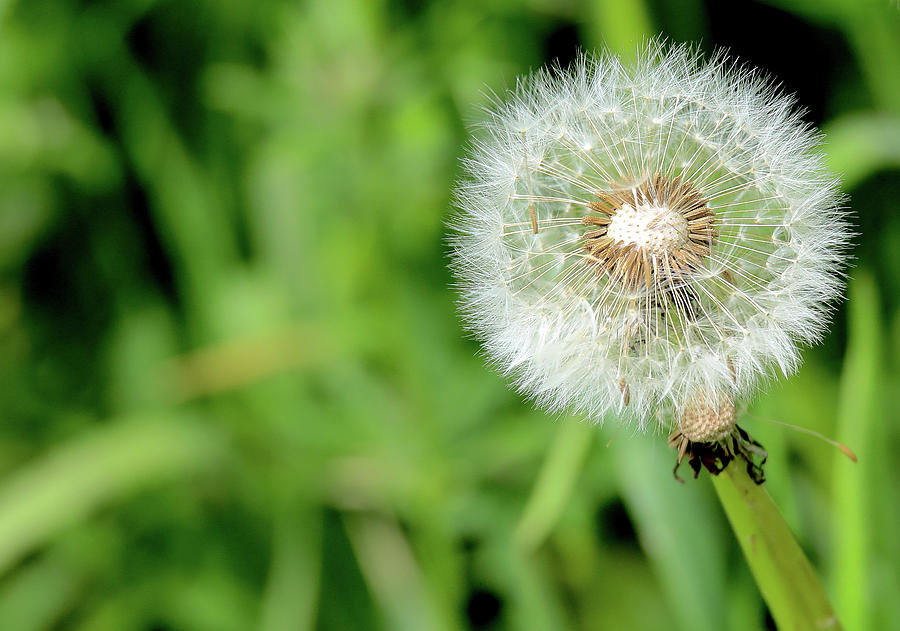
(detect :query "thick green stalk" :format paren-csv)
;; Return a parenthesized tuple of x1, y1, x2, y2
(712, 465, 842, 631)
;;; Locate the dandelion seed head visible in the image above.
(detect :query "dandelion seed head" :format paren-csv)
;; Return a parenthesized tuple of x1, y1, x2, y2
(449, 41, 850, 433)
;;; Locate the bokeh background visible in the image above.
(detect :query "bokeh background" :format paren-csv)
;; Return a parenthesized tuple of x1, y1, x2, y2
(1, 0, 899, 629)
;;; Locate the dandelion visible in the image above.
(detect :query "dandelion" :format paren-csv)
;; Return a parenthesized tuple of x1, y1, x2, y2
(450, 41, 849, 475)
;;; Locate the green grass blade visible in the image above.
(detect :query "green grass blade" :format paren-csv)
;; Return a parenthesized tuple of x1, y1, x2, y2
(0, 556, 81, 631)
(614, 435, 727, 631)
(583, 0, 654, 58)
(514, 418, 594, 552)
(259, 506, 321, 631)
(824, 114, 900, 190)
(611, 436, 726, 629)
(831, 270, 881, 631)
(0, 418, 223, 575)
(345, 513, 446, 631)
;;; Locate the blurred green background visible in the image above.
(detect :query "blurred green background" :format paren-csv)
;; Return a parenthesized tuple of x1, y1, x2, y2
(1, 0, 899, 629)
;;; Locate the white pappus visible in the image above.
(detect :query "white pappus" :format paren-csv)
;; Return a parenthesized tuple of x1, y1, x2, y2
(449, 41, 850, 443)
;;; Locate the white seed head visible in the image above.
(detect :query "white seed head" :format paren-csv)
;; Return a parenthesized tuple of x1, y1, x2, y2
(449, 41, 850, 433)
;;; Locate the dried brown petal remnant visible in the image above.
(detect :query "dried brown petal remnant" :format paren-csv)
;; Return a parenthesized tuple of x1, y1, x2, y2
(581, 173, 717, 290)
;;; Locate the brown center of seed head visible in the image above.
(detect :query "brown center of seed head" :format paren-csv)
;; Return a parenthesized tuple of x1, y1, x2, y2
(679, 392, 736, 443)
(581, 173, 717, 290)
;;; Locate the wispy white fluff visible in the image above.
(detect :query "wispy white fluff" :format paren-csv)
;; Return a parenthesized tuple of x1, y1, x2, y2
(449, 41, 850, 432)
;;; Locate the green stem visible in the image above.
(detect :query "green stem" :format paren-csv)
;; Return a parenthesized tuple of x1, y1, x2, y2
(711, 464, 842, 631)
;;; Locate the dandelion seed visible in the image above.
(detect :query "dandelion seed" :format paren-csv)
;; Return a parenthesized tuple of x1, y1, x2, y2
(449, 40, 850, 466)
